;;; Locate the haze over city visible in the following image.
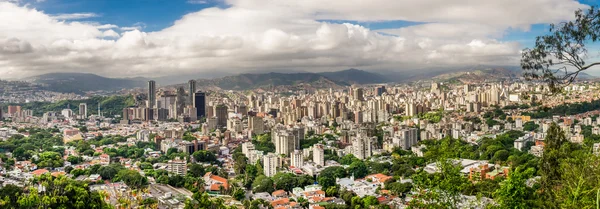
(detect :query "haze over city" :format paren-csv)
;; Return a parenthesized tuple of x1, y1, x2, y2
(0, 0, 598, 79)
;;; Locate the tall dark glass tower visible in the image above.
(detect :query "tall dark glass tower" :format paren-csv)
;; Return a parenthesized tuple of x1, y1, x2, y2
(194, 92, 206, 119)
(148, 80, 156, 108)
(188, 80, 196, 105)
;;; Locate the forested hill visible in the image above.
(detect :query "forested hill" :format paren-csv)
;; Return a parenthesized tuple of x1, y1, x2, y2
(7, 95, 136, 117)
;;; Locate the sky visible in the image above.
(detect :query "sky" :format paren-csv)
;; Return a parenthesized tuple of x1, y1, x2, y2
(0, 0, 598, 79)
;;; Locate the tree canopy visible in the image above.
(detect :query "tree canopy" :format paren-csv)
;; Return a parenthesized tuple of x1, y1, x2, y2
(522, 7, 600, 91)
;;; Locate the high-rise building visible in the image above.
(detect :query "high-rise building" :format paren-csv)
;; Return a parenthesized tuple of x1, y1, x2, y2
(61, 109, 73, 118)
(376, 86, 386, 96)
(148, 80, 156, 108)
(157, 108, 169, 121)
(144, 108, 154, 121)
(7, 105, 21, 116)
(248, 116, 264, 135)
(352, 135, 373, 160)
(353, 88, 364, 101)
(0, 106, 3, 120)
(188, 80, 196, 105)
(405, 101, 416, 117)
(176, 87, 186, 116)
(431, 82, 439, 91)
(291, 150, 303, 168)
(79, 103, 87, 119)
(464, 84, 472, 93)
(215, 104, 228, 128)
(263, 153, 278, 177)
(313, 144, 325, 166)
(273, 131, 297, 156)
(394, 128, 418, 150)
(194, 92, 206, 120)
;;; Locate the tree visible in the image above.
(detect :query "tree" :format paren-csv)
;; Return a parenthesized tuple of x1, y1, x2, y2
(493, 167, 538, 209)
(252, 175, 274, 193)
(139, 162, 153, 170)
(185, 191, 236, 209)
(36, 151, 64, 168)
(167, 148, 179, 156)
(189, 164, 206, 178)
(553, 150, 600, 208)
(297, 197, 309, 209)
(273, 173, 297, 192)
(363, 196, 379, 208)
(114, 169, 148, 189)
(0, 184, 22, 207)
(67, 155, 83, 164)
(410, 160, 470, 209)
(540, 123, 567, 203)
(98, 164, 124, 180)
(317, 166, 346, 190)
(325, 186, 339, 197)
(347, 161, 368, 179)
(523, 121, 540, 131)
(192, 150, 217, 163)
(340, 154, 359, 165)
(521, 7, 600, 91)
(232, 187, 245, 201)
(491, 150, 510, 163)
(15, 174, 111, 209)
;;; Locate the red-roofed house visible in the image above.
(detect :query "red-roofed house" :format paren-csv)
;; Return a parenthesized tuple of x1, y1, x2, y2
(272, 190, 288, 198)
(271, 198, 289, 208)
(204, 172, 229, 192)
(31, 169, 49, 176)
(51, 171, 66, 177)
(99, 154, 110, 165)
(365, 173, 393, 186)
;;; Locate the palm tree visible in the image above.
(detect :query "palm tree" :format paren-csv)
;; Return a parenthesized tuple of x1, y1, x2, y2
(297, 197, 309, 209)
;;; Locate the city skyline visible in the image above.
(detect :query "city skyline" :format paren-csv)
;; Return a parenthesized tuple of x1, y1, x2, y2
(1, 0, 599, 79)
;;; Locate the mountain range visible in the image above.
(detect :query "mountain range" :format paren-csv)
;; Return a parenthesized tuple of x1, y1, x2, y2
(24, 73, 146, 94)
(24, 69, 390, 93)
(24, 67, 592, 94)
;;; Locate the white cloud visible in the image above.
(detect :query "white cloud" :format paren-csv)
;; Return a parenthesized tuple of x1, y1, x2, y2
(51, 12, 98, 20)
(95, 24, 118, 29)
(0, 0, 589, 79)
(120, 22, 146, 31)
(102, 29, 120, 38)
(187, 0, 208, 4)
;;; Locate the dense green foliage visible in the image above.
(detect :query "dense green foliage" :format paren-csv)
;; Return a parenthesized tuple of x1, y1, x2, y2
(418, 111, 443, 123)
(2, 174, 111, 209)
(251, 133, 275, 153)
(523, 121, 539, 131)
(523, 99, 600, 119)
(11, 95, 136, 117)
(184, 191, 237, 209)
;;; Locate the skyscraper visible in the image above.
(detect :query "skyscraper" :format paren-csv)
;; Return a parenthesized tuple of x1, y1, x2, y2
(194, 92, 206, 120)
(188, 80, 196, 105)
(376, 86, 386, 96)
(353, 88, 364, 101)
(248, 116, 264, 135)
(79, 103, 87, 119)
(148, 80, 156, 108)
(352, 135, 374, 160)
(215, 104, 228, 128)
